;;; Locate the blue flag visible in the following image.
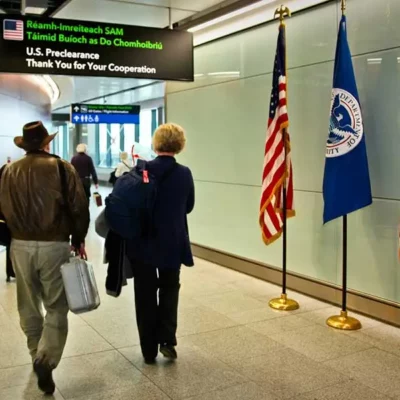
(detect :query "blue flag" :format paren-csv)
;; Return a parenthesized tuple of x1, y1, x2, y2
(323, 15, 372, 224)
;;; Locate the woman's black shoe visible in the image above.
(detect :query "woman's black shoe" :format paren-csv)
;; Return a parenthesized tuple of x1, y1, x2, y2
(160, 345, 177, 360)
(144, 357, 156, 365)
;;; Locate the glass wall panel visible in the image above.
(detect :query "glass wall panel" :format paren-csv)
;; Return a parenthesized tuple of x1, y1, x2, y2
(124, 124, 136, 156)
(139, 109, 153, 149)
(166, 0, 400, 303)
(51, 123, 69, 160)
(98, 124, 108, 167)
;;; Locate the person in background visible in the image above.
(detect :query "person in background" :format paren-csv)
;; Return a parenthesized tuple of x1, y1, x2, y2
(126, 123, 195, 364)
(5, 240, 14, 282)
(0, 121, 89, 395)
(71, 144, 99, 201)
(0, 163, 15, 282)
(115, 151, 131, 178)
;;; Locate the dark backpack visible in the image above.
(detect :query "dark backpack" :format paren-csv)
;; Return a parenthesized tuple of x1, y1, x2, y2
(108, 169, 117, 185)
(105, 162, 177, 240)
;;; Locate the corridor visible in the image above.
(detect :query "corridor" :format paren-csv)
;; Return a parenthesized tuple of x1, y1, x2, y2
(0, 202, 399, 400)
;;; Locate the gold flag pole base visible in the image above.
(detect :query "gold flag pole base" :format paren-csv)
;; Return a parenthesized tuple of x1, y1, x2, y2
(326, 310, 362, 331)
(269, 293, 299, 311)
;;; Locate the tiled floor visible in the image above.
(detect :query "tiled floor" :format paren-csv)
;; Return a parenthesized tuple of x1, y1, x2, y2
(0, 192, 400, 399)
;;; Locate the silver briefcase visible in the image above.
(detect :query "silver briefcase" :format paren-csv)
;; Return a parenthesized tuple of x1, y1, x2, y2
(61, 257, 100, 314)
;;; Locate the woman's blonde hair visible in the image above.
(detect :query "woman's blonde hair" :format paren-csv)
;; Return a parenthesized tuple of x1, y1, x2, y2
(152, 123, 186, 155)
(120, 151, 128, 161)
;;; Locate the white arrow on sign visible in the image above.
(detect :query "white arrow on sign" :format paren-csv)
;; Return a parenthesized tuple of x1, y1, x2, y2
(74, 116, 80, 122)
(74, 106, 80, 112)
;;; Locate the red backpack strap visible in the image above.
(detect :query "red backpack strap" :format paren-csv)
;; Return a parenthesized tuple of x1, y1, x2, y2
(143, 170, 149, 184)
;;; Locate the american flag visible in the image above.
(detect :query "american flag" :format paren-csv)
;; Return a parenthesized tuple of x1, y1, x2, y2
(259, 24, 295, 245)
(3, 20, 24, 41)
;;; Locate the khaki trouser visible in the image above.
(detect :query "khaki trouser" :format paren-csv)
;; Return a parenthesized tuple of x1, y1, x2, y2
(10, 240, 70, 368)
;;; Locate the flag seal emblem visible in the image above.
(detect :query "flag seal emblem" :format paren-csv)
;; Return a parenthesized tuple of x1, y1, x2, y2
(326, 88, 363, 158)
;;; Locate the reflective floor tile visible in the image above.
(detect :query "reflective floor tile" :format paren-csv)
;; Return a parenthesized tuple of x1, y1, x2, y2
(0, 364, 36, 391)
(54, 350, 149, 399)
(345, 323, 400, 358)
(247, 314, 316, 336)
(0, 325, 31, 368)
(186, 382, 280, 400)
(81, 309, 140, 349)
(232, 347, 348, 399)
(62, 325, 113, 358)
(67, 381, 169, 400)
(193, 291, 267, 315)
(179, 279, 236, 298)
(177, 306, 239, 337)
(225, 305, 290, 325)
(292, 380, 392, 400)
(0, 304, 12, 326)
(227, 278, 281, 298)
(183, 326, 281, 365)
(324, 348, 400, 398)
(67, 313, 88, 328)
(124, 346, 247, 399)
(269, 324, 371, 362)
(0, 385, 65, 400)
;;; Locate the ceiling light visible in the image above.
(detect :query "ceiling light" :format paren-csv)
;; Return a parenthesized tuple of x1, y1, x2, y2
(21, 0, 47, 15)
(188, 0, 276, 32)
(43, 75, 60, 104)
(208, 71, 240, 76)
(367, 58, 382, 65)
(28, 75, 60, 104)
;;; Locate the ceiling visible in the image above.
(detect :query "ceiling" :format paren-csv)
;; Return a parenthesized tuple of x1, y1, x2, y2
(52, 76, 160, 111)
(54, 0, 233, 27)
(0, 0, 69, 16)
(50, 0, 233, 109)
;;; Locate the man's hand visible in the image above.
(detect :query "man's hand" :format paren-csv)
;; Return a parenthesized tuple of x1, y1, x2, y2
(72, 243, 87, 260)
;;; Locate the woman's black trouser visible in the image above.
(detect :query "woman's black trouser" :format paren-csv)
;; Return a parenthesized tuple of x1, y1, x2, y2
(131, 260, 180, 359)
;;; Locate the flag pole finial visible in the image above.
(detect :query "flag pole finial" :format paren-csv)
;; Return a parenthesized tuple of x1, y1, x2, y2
(274, 4, 291, 24)
(341, 0, 346, 15)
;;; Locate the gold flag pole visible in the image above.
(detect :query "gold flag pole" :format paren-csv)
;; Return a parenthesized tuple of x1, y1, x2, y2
(325, 0, 362, 331)
(341, 0, 346, 15)
(274, 4, 291, 24)
(269, 5, 299, 312)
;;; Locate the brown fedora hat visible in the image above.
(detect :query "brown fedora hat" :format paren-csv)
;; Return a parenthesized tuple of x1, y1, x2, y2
(14, 121, 57, 151)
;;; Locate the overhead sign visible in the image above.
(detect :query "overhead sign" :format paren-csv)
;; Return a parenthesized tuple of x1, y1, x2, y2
(0, 16, 193, 81)
(70, 104, 140, 124)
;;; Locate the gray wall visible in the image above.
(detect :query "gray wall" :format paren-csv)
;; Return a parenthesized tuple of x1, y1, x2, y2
(166, 0, 400, 304)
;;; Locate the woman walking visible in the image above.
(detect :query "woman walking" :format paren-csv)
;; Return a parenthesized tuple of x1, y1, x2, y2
(107, 123, 195, 363)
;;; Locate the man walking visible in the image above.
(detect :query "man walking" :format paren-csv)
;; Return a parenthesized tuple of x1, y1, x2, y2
(71, 143, 99, 201)
(0, 121, 89, 394)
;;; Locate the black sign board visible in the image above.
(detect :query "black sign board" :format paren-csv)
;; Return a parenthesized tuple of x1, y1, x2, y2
(0, 16, 193, 81)
(70, 103, 140, 124)
(52, 113, 70, 122)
